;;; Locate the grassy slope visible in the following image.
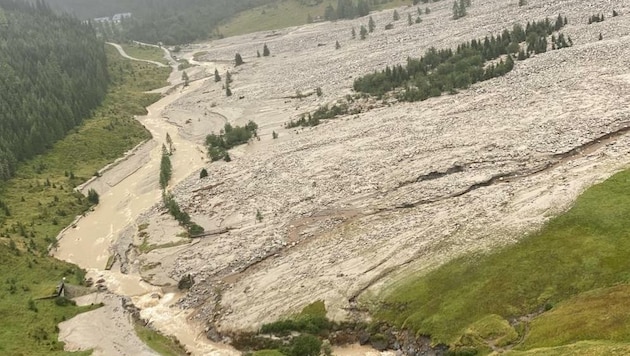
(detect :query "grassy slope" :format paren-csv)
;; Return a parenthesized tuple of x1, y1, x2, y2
(376, 168, 630, 351)
(121, 43, 169, 65)
(218, 0, 410, 37)
(0, 45, 169, 355)
(133, 322, 188, 356)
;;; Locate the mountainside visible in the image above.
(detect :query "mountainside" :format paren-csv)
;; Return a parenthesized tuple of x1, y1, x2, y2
(0, 0, 108, 180)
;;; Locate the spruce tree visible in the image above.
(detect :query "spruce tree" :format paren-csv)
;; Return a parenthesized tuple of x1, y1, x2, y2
(166, 133, 174, 154)
(263, 44, 270, 56)
(257, 50, 261, 57)
(408, 13, 413, 25)
(235, 53, 244, 66)
(351, 27, 356, 39)
(360, 25, 368, 39)
(335, 40, 341, 49)
(214, 68, 221, 82)
(393, 10, 400, 21)
(182, 71, 189, 86)
(368, 16, 375, 32)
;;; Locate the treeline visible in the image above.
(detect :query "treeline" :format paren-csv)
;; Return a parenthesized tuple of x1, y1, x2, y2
(353, 16, 570, 101)
(0, 0, 108, 180)
(47, 0, 278, 45)
(323, 0, 370, 21)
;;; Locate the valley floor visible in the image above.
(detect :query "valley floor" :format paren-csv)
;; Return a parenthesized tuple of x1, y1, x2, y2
(54, 0, 630, 354)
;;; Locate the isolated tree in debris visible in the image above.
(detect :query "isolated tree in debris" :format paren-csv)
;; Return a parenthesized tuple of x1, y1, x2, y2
(166, 133, 174, 154)
(368, 16, 375, 32)
(408, 13, 413, 25)
(351, 27, 356, 39)
(393, 10, 400, 21)
(257, 50, 261, 57)
(263, 44, 270, 56)
(360, 25, 368, 39)
(182, 71, 189, 86)
(214, 68, 221, 82)
(335, 40, 341, 49)
(235, 53, 244, 66)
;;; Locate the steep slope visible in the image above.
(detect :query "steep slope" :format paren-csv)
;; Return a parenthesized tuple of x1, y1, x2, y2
(0, 0, 108, 180)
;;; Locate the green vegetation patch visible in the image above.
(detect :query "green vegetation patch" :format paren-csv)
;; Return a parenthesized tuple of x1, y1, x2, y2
(261, 300, 330, 336)
(354, 17, 570, 101)
(219, 0, 410, 38)
(206, 122, 259, 162)
(520, 285, 630, 350)
(0, 243, 100, 355)
(134, 321, 188, 356)
(251, 350, 285, 356)
(376, 168, 630, 348)
(121, 43, 169, 64)
(451, 314, 518, 354)
(505, 340, 630, 356)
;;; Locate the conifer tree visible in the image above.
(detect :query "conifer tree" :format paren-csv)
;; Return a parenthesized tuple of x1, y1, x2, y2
(351, 27, 356, 39)
(182, 71, 189, 86)
(166, 133, 174, 154)
(393, 10, 400, 21)
(235, 53, 244, 66)
(408, 13, 413, 25)
(368, 16, 376, 32)
(263, 44, 270, 56)
(335, 40, 341, 49)
(360, 25, 368, 39)
(214, 68, 221, 82)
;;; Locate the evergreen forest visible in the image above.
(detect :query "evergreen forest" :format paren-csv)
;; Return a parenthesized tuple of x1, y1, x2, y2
(46, 0, 279, 44)
(0, 0, 108, 180)
(353, 16, 570, 101)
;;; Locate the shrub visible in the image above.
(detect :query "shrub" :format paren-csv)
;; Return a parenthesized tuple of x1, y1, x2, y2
(282, 334, 322, 356)
(199, 168, 208, 179)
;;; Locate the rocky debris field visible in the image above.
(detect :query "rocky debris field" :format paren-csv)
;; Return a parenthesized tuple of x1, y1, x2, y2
(136, 0, 630, 340)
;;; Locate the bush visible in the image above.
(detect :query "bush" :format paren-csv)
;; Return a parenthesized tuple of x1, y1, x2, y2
(188, 223, 204, 236)
(199, 168, 208, 178)
(282, 334, 322, 356)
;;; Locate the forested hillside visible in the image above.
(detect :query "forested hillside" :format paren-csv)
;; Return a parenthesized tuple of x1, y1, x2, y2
(44, 0, 278, 44)
(45, 0, 404, 44)
(0, 0, 108, 180)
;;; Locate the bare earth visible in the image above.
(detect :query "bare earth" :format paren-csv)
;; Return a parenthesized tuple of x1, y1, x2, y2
(56, 0, 630, 355)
